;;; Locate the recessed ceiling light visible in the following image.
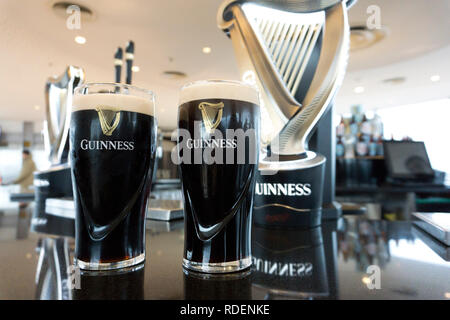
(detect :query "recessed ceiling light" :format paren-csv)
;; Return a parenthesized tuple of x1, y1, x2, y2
(349, 25, 388, 52)
(75, 36, 86, 44)
(52, 2, 95, 21)
(34, 105, 40, 110)
(202, 47, 211, 54)
(354, 86, 365, 94)
(430, 75, 440, 82)
(132, 66, 140, 72)
(382, 76, 406, 85)
(162, 70, 187, 79)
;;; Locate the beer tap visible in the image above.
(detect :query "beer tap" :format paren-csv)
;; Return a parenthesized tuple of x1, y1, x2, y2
(114, 47, 123, 84)
(125, 41, 135, 85)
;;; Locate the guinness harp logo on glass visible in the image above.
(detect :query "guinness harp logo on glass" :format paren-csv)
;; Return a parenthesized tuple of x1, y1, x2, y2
(96, 107, 121, 136)
(198, 102, 224, 133)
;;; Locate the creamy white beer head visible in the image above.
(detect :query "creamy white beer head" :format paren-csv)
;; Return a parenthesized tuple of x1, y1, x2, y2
(179, 80, 259, 106)
(73, 93, 154, 116)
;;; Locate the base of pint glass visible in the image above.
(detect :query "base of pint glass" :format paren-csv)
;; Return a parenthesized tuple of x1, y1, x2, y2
(182, 257, 252, 274)
(74, 253, 145, 271)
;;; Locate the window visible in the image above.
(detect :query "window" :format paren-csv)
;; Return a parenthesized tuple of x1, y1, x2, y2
(378, 99, 450, 173)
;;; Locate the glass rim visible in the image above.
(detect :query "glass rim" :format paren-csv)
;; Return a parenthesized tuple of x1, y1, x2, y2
(74, 82, 154, 98)
(179, 79, 260, 106)
(180, 79, 258, 92)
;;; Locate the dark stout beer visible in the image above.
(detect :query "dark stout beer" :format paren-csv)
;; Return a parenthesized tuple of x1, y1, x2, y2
(70, 84, 157, 270)
(178, 80, 260, 273)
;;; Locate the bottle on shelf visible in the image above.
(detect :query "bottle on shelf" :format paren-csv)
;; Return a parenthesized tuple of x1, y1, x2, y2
(360, 114, 372, 139)
(371, 112, 383, 138)
(336, 136, 345, 158)
(351, 104, 364, 123)
(355, 133, 369, 157)
(376, 136, 384, 156)
(349, 115, 359, 136)
(336, 116, 345, 137)
(368, 135, 377, 157)
(345, 139, 355, 159)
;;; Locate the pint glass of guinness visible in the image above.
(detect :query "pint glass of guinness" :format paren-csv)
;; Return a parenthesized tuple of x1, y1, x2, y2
(70, 83, 157, 270)
(177, 80, 260, 273)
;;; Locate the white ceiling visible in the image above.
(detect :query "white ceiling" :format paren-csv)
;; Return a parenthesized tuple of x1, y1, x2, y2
(0, 0, 449, 130)
(337, 0, 450, 112)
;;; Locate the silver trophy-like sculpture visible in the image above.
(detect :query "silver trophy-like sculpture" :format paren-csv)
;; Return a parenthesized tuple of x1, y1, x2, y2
(218, 0, 351, 227)
(44, 66, 85, 165)
(32, 66, 85, 235)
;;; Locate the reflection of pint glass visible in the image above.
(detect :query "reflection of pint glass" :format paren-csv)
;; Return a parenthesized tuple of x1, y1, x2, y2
(183, 268, 252, 299)
(73, 263, 145, 300)
(70, 83, 157, 270)
(177, 80, 260, 273)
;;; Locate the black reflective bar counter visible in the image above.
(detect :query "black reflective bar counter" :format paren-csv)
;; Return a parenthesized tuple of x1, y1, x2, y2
(0, 204, 449, 300)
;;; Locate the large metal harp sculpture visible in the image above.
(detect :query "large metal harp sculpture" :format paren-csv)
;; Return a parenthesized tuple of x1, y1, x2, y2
(218, 0, 351, 227)
(44, 66, 85, 164)
(32, 66, 84, 234)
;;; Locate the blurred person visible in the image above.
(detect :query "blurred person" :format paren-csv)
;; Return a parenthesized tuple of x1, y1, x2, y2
(2, 150, 37, 193)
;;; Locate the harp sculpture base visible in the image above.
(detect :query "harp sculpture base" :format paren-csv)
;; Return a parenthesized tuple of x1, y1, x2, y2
(32, 164, 74, 236)
(253, 151, 326, 228)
